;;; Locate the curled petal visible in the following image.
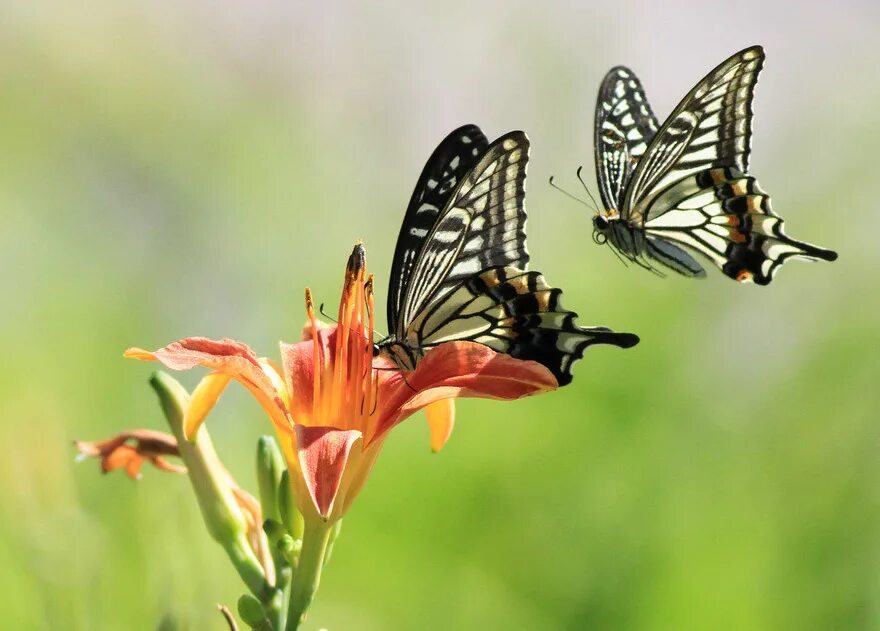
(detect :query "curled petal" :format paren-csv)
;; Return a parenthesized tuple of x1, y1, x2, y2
(185, 372, 232, 441)
(74, 430, 185, 480)
(125, 338, 292, 434)
(424, 399, 455, 453)
(294, 426, 362, 520)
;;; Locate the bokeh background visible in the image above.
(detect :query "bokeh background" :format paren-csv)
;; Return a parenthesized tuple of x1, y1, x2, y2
(2, 1, 878, 629)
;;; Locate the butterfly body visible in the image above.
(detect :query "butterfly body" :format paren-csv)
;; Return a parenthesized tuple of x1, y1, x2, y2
(590, 46, 837, 283)
(379, 125, 639, 385)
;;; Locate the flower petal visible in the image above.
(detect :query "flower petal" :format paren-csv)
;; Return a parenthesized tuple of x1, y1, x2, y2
(294, 426, 362, 520)
(371, 341, 558, 444)
(185, 372, 232, 441)
(74, 430, 185, 479)
(424, 399, 455, 453)
(126, 337, 291, 434)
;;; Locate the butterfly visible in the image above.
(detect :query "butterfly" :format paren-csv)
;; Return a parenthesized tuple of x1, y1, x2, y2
(586, 45, 837, 284)
(376, 124, 639, 385)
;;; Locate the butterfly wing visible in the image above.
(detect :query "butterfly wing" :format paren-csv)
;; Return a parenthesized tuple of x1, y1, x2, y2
(594, 66, 660, 210)
(622, 45, 764, 214)
(387, 124, 489, 333)
(395, 131, 530, 336)
(407, 265, 639, 385)
(639, 167, 837, 284)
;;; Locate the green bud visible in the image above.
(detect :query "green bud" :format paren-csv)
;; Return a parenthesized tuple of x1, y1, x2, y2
(262, 518, 286, 545)
(277, 470, 304, 539)
(237, 593, 267, 627)
(255, 436, 285, 523)
(278, 533, 303, 565)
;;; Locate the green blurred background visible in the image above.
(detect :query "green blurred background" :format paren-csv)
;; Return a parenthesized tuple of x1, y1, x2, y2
(1, 2, 878, 629)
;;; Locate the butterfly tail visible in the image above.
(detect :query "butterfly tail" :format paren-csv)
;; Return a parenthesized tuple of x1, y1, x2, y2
(468, 267, 640, 386)
(700, 169, 838, 284)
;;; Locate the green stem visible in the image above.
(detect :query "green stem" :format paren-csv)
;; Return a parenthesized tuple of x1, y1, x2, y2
(149, 371, 271, 599)
(285, 521, 332, 631)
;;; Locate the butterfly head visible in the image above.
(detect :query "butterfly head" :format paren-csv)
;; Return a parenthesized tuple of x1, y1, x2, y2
(592, 212, 613, 245)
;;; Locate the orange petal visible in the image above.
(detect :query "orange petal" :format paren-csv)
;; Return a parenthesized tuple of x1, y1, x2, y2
(294, 426, 361, 520)
(424, 399, 455, 453)
(126, 337, 291, 433)
(370, 341, 558, 445)
(185, 372, 232, 441)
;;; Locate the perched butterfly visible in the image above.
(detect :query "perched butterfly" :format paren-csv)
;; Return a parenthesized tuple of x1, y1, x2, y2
(377, 124, 639, 385)
(585, 45, 837, 283)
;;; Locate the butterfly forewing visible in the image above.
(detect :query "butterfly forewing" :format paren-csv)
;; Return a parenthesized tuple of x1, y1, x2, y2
(594, 67, 660, 210)
(623, 46, 764, 215)
(396, 132, 530, 334)
(387, 124, 489, 333)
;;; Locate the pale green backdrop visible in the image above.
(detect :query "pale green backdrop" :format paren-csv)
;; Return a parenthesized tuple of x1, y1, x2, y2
(1, 1, 878, 629)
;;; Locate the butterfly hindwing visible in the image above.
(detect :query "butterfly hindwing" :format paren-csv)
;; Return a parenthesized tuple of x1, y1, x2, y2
(594, 66, 660, 210)
(642, 167, 836, 284)
(408, 265, 638, 385)
(388, 124, 489, 333)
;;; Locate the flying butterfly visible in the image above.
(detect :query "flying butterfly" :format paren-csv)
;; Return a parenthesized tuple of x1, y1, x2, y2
(376, 124, 639, 385)
(580, 45, 837, 283)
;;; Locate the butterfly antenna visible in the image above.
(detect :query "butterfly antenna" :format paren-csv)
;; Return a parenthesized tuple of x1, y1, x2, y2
(318, 303, 337, 323)
(549, 175, 592, 208)
(575, 166, 601, 214)
(321, 301, 389, 343)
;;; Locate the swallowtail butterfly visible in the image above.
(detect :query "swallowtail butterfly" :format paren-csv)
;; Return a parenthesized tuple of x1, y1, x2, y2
(377, 125, 639, 385)
(587, 45, 837, 283)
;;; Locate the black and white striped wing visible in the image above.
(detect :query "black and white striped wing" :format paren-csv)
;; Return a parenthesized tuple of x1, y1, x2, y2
(407, 266, 639, 385)
(622, 45, 764, 216)
(594, 67, 660, 210)
(387, 124, 489, 333)
(395, 131, 530, 337)
(639, 167, 837, 284)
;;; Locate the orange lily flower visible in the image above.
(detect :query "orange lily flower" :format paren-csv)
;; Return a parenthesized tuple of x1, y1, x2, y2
(124, 244, 557, 525)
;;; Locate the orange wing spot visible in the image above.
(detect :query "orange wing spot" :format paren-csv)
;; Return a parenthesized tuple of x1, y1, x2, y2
(535, 291, 552, 312)
(728, 227, 747, 243)
(746, 195, 766, 214)
(509, 275, 530, 295)
(726, 215, 741, 227)
(729, 181, 747, 197)
(498, 316, 516, 330)
(736, 270, 753, 282)
(480, 269, 501, 286)
(710, 168, 728, 185)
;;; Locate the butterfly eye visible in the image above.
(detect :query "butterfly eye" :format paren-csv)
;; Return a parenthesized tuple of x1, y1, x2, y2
(593, 214, 610, 231)
(372, 344, 381, 357)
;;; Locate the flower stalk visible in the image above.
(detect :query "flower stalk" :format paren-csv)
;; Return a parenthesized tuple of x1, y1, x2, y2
(148, 371, 272, 600)
(285, 521, 333, 631)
